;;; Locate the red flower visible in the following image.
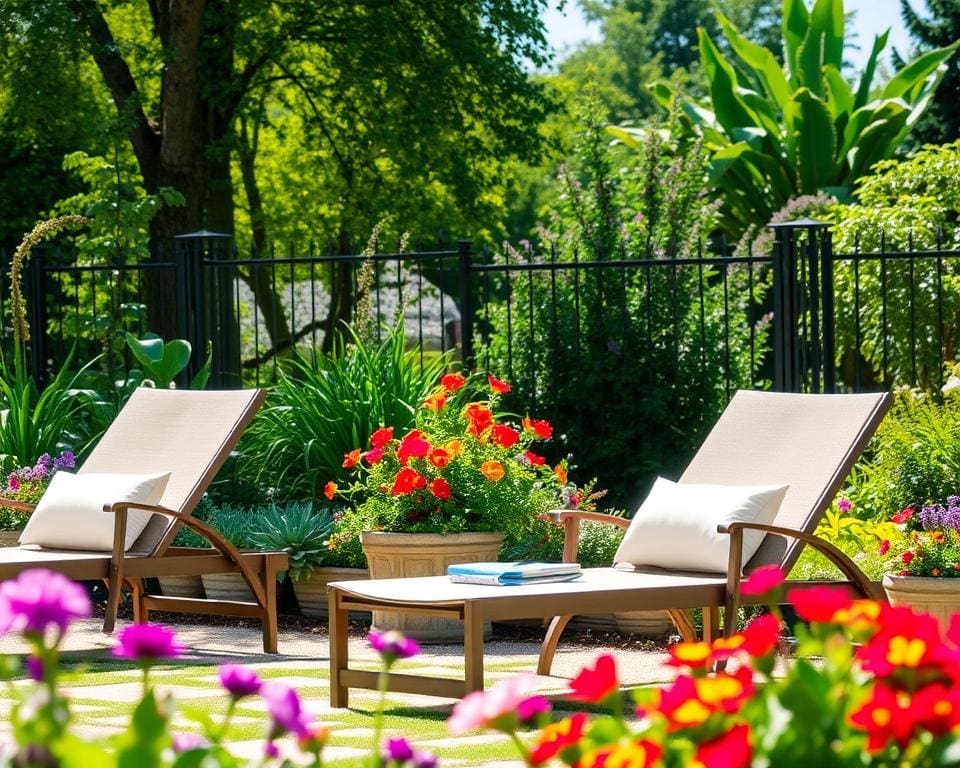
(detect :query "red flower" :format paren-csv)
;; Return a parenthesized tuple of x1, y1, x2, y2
(656, 675, 712, 728)
(464, 404, 494, 436)
(568, 653, 618, 703)
(849, 684, 918, 752)
(397, 431, 431, 465)
(363, 447, 384, 464)
(787, 585, 852, 623)
(524, 450, 545, 466)
(370, 427, 394, 448)
(441, 372, 466, 391)
(856, 608, 957, 678)
(878, 539, 890, 556)
(323, 481, 337, 501)
(740, 565, 785, 596)
(429, 477, 452, 500)
(488, 374, 511, 394)
(529, 712, 586, 766)
(391, 468, 427, 496)
(583, 741, 661, 768)
(490, 424, 520, 448)
(741, 612, 781, 657)
(428, 447, 453, 468)
(910, 682, 960, 736)
(522, 417, 553, 439)
(424, 391, 447, 411)
(341, 449, 361, 469)
(892, 508, 914, 524)
(695, 724, 751, 768)
(902, 550, 915, 565)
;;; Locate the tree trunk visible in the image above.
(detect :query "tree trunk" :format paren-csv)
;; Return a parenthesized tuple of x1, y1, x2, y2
(322, 226, 355, 353)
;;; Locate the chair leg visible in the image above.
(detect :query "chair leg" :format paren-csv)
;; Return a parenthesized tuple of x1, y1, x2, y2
(329, 588, 350, 708)
(261, 554, 281, 654)
(102, 562, 126, 634)
(666, 609, 697, 643)
(538, 614, 573, 676)
(124, 578, 147, 624)
(703, 607, 720, 643)
(464, 601, 485, 693)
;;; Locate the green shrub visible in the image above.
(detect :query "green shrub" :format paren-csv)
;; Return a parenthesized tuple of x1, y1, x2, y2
(239, 324, 449, 501)
(205, 503, 259, 550)
(249, 501, 334, 581)
(505, 514, 626, 567)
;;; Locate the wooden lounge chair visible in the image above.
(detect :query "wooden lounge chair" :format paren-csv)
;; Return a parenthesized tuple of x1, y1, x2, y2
(327, 390, 891, 704)
(0, 387, 288, 653)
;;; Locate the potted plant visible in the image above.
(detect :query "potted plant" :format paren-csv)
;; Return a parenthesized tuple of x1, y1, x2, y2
(330, 371, 568, 641)
(250, 502, 368, 619)
(880, 497, 960, 629)
(0, 452, 75, 546)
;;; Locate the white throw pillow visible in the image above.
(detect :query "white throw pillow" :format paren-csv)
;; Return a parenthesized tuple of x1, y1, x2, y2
(19, 471, 171, 552)
(613, 477, 789, 573)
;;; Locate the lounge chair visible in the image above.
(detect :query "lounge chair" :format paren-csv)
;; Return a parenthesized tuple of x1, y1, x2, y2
(327, 390, 891, 704)
(0, 387, 288, 653)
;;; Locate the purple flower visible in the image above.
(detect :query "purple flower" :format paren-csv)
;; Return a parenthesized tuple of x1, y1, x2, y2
(413, 752, 438, 768)
(383, 737, 414, 763)
(113, 624, 184, 662)
(837, 498, 852, 513)
(26, 655, 44, 682)
(218, 664, 262, 699)
(369, 630, 420, 664)
(264, 741, 280, 759)
(172, 733, 206, 752)
(53, 452, 75, 470)
(0, 568, 91, 637)
(262, 682, 311, 738)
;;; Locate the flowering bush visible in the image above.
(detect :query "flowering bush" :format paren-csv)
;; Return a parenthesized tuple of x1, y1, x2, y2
(0, 451, 74, 505)
(458, 565, 960, 766)
(328, 372, 573, 545)
(879, 498, 960, 578)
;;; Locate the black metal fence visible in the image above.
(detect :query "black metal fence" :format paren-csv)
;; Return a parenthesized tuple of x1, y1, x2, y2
(3, 222, 960, 398)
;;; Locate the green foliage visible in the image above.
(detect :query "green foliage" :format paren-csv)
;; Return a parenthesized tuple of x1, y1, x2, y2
(844, 390, 960, 520)
(205, 504, 259, 550)
(829, 142, 960, 388)
(481, 100, 765, 507)
(506, 516, 626, 567)
(249, 502, 335, 582)
(651, 0, 959, 236)
(239, 324, 449, 501)
(124, 334, 211, 391)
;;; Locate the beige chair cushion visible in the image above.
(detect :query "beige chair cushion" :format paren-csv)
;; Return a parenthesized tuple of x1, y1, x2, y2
(614, 477, 789, 573)
(19, 471, 171, 552)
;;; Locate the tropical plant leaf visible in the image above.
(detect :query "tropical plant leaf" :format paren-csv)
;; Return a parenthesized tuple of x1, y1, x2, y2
(782, 0, 810, 85)
(783, 88, 836, 193)
(854, 30, 890, 110)
(716, 13, 791, 107)
(881, 42, 960, 101)
(698, 29, 756, 134)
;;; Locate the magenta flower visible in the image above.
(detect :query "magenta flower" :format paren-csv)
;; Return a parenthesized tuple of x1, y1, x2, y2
(517, 694, 551, 724)
(218, 664, 262, 699)
(369, 630, 420, 664)
(113, 624, 184, 662)
(448, 674, 539, 734)
(383, 737, 414, 763)
(0, 568, 91, 637)
(172, 733, 206, 752)
(262, 682, 312, 738)
(26, 655, 44, 682)
(837, 498, 852, 513)
(413, 752, 438, 768)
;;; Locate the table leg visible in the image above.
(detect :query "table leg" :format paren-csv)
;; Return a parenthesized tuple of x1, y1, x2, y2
(463, 601, 485, 693)
(329, 588, 349, 707)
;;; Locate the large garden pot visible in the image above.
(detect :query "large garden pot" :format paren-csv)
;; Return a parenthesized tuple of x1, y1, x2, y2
(361, 531, 504, 643)
(882, 573, 960, 630)
(294, 566, 368, 620)
(201, 572, 255, 603)
(158, 574, 205, 599)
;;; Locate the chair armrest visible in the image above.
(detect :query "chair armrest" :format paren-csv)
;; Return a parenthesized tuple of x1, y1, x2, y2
(547, 509, 630, 563)
(718, 521, 879, 600)
(0, 499, 36, 514)
(103, 501, 185, 518)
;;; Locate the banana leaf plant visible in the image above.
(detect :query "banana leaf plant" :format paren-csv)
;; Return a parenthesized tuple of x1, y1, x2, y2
(624, 0, 960, 237)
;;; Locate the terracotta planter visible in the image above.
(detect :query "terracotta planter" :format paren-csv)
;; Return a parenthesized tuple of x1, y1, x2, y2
(294, 566, 368, 619)
(201, 572, 255, 603)
(882, 573, 960, 630)
(361, 530, 503, 643)
(158, 574, 205, 599)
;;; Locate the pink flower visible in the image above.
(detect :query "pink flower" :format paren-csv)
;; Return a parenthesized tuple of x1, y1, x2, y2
(219, 664, 262, 699)
(262, 682, 312, 738)
(172, 733, 206, 752)
(448, 674, 539, 734)
(837, 498, 852, 513)
(0, 568, 91, 637)
(740, 565, 785, 596)
(369, 630, 420, 664)
(878, 539, 890, 556)
(113, 624, 184, 661)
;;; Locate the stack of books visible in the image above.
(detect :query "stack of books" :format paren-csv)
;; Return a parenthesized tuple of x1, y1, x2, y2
(447, 561, 583, 586)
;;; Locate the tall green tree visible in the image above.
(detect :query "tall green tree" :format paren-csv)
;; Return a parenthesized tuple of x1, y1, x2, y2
(897, 0, 960, 145)
(648, 0, 959, 236)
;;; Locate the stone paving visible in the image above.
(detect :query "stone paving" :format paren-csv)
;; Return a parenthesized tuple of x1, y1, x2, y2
(0, 617, 678, 767)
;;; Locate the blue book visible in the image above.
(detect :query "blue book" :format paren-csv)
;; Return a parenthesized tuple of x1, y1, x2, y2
(447, 561, 582, 586)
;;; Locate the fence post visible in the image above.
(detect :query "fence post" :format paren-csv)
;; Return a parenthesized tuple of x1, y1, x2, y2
(457, 239, 474, 368)
(768, 218, 834, 393)
(24, 246, 48, 387)
(174, 230, 231, 385)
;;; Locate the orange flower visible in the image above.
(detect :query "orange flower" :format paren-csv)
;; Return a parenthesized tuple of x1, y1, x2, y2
(323, 481, 337, 501)
(488, 374, 511, 394)
(553, 465, 568, 484)
(424, 390, 447, 411)
(445, 439, 464, 456)
(428, 447, 453, 468)
(480, 461, 504, 483)
(341, 449, 361, 469)
(441, 372, 466, 391)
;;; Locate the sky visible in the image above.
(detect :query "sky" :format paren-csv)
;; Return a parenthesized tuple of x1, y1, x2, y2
(543, 0, 918, 72)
